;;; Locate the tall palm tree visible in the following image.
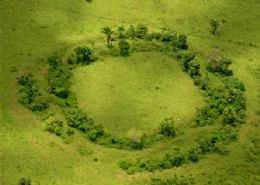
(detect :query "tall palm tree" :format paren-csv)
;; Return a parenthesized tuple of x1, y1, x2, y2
(102, 26, 113, 45)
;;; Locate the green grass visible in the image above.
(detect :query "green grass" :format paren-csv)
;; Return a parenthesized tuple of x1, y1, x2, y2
(72, 52, 204, 137)
(0, 0, 260, 185)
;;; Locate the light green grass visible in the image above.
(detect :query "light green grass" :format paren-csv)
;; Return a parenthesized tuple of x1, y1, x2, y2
(72, 52, 204, 136)
(0, 0, 260, 185)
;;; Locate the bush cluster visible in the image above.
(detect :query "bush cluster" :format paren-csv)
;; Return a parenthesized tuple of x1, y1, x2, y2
(195, 78, 246, 126)
(196, 127, 237, 154)
(151, 175, 194, 185)
(119, 150, 187, 174)
(17, 74, 48, 111)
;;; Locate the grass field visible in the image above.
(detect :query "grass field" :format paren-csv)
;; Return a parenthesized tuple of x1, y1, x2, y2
(72, 52, 204, 137)
(0, 0, 260, 185)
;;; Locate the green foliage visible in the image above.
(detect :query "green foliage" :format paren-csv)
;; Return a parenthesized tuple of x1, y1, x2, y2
(126, 25, 136, 39)
(48, 54, 62, 69)
(47, 60, 71, 99)
(64, 107, 94, 131)
(17, 74, 48, 111)
(18, 178, 32, 185)
(196, 127, 236, 154)
(188, 60, 201, 78)
(158, 118, 176, 137)
(176, 50, 196, 71)
(207, 58, 233, 76)
(74, 46, 95, 65)
(210, 19, 220, 35)
(119, 151, 186, 174)
(188, 148, 199, 162)
(195, 77, 246, 126)
(45, 117, 63, 136)
(102, 26, 113, 45)
(151, 175, 194, 185)
(150, 32, 163, 40)
(175, 34, 188, 50)
(66, 127, 75, 136)
(118, 40, 130, 56)
(117, 26, 126, 39)
(161, 31, 177, 44)
(135, 24, 148, 39)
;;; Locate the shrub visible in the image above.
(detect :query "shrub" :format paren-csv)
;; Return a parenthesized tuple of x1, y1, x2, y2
(188, 148, 199, 162)
(64, 108, 94, 131)
(117, 26, 126, 39)
(188, 60, 201, 78)
(158, 118, 176, 137)
(150, 32, 162, 40)
(87, 125, 105, 142)
(66, 127, 75, 136)
(196, 130, 232, 154)
(175, 34, 188, 49)
(48, 54, 61, 69)
(47, 64, 71, 99)
(207, 58, 233, 76)
(161, 31, 177, 44)
(164, 153, 185, 167)
(120, 150, 186, 173)
(210, 19, 219, 35)
(18, 177, 32, 185)
(135, 24, 148, 39)
(102, 26, 113, 45)
(17, 74, 48, 111)
(45, 117, 63, 136)
(74, 46, 94, 65)
(175, 50, 195, 71)
(126, 25, 136, 39)
(151, 175, 195, 185)
(118, 40, 130, 56)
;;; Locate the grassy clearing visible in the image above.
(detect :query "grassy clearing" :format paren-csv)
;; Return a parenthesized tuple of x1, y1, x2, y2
(0, 0, 259, 185)
(72, 52, 204, 137)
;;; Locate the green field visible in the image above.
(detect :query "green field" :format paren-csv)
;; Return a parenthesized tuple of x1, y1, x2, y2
(72, 52, 204, 136)
(1, 0, 260, 185)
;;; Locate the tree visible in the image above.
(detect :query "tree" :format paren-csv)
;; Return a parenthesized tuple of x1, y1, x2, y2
(210, 19, 219, 35)
(118, 40, 130, 56)
(102, 26, 113, 45)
